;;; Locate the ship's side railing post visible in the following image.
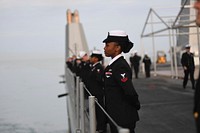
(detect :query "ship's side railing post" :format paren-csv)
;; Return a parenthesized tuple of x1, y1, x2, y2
(76, 76, 80, 129)
(80, 82, 85, 133)
(89, 96, 96, 133)
(118, 128, 130, 133)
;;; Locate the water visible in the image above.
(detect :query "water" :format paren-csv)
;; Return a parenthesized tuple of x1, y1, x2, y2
(0, 58, 68, 133)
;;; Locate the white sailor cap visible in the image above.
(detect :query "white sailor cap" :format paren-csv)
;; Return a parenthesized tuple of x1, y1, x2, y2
(90, 50, 103, 61)
(102, 30, 134, 53)
(79, 51, 87, 58)
(103, 30, 130, 42)
(185, 44, 191, 49)
(108, 30, 127, 37)
(91, 50, 102, 55)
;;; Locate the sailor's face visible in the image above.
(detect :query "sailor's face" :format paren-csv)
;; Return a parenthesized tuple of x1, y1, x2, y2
(194, 0, 200, 26)
(186, 48, 190, 52)
(90, 56, 96, 64)
(82, 54, 89, 61)
(104, 42, 119, 58)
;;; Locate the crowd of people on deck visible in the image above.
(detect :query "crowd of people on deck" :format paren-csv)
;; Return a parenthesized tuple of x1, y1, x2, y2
(66, 50, 107, 132)
(66, 30, 141, 133)
(67, 50, 152, 81)
(64, 1, 200, 132)
(66, 33, 200, 133)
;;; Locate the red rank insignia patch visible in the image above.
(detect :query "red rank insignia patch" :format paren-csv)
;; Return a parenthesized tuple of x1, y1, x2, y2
(120, 73, 128, 82)
(105, 71, 112, 78)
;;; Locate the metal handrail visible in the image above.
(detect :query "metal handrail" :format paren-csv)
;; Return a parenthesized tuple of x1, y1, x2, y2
(83, 84, 121, 130)
(65, 67, 130, 133)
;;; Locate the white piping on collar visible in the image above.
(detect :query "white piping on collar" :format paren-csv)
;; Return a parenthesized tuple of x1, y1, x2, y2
(108, 54, 123, 66)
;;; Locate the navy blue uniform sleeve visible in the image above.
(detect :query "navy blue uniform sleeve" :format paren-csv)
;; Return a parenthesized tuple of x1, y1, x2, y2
(113, 65, 140, 110)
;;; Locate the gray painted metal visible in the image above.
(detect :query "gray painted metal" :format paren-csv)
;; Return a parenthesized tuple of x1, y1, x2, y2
(66, 23, 89, 57)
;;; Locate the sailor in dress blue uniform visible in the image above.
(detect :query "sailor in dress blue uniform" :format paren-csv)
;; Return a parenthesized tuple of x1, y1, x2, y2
(88, 50, 107, 132)
(103, 30, 140, 133)
(181, 45, 195, 89)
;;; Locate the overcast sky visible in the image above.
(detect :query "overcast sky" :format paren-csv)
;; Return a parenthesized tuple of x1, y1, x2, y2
(0, 0, 182, 60)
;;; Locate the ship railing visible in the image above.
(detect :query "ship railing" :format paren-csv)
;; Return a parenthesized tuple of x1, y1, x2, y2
(64, 68, 130, 133)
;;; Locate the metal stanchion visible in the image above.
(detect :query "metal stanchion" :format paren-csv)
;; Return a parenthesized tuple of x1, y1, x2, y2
(89, 96, 96, 133)
(76, 76, 80, 129)
(118, 128, 130, 133)
(80, 82, 85, 133)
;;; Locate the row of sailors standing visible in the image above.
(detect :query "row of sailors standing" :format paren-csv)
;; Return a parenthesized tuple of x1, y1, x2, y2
(66, 50, 107, 132)
(66, 30, 140, 133)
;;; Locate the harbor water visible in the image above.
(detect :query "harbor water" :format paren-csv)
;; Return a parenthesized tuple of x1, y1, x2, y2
(0, 58, 68, 133)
